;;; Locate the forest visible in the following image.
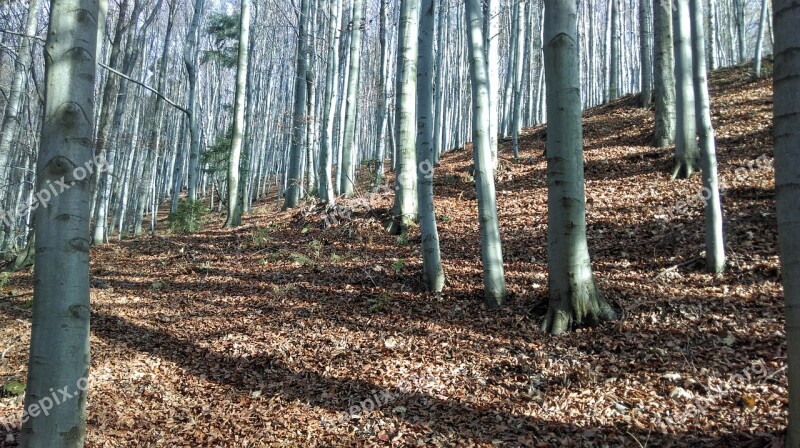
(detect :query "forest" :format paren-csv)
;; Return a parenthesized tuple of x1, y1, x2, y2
(0, 0, 798, 446)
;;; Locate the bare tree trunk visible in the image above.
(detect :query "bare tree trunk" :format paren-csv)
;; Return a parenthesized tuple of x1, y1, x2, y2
(609, 0, 620, 100)
(225, 0, 250, 227)
(339, 0, 364, 197)
(690, 0, 725, 273)
(671, 0, 699, 180)
(21, 0, 105, 445)
(388, 0, 421, 235)
(283, 0, 311, 209)
(751, 0, 769, 78)
(639, 0, 653, 108)
(653, 0, 676, 147)
(465, 0, 507, 307)
(416, 0, 444, 293)
(541, 0, 616, 335)
(318, 0, 342, 204)
(774, 1, 800, 445)
(185, 0, 206, 201)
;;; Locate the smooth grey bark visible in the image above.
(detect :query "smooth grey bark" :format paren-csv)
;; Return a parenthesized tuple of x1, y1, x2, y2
(751, 0, 768, 78)
(21, 0, 105, 446)
(318, 0, 341, 204)
(339, 0, 364, 197)
(283, 0, 311, 209)
(432, 0, 448, 164)
(609, 0, 620, 100)
(774, 2, 800, 443)
(640, 0, 653, 108)
(511, 0, 526, 161)
(689, 0, 724, 274)
(707, 0, 718, 70)
(486, 0, 500, 167)
(653, 0, 676, 147)
(416, 0, 444, 293)
(541, 0, 616, 335)
(388, 0, 420, 235)
(671, 0, 698, 180)
(734, 0, 745, 63)
(373, 0, 388, 189)
(185, 0, 205, 201)
(465, 0, 507, 307)
(225, 0, 250, 227)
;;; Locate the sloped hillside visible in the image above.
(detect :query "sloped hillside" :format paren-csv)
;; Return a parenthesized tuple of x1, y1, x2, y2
(0, 64, 783, 447)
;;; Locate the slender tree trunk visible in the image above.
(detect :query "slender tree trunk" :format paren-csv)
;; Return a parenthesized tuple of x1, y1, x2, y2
(541, 0, 617, 335)
(416, 0, 444, 293)
(511, 0, 526, 161)
(388, 0, 421, 235)
(318, 0, 342, 204)
(185, 0, 206, 201)
(774, 3, 800, 445)
(752, 0, 769, 78)
(373, 0, 388, 189)
(689, 0, 724, 273)
(339, 0, 364, 197)
(734, 0, 745, 63)
(283, 0, 311, 209)
(707, 0, 718, 70)
(653, 0, 676, 147)
(609, 0, 620, 100)
(225, 0, 250, 227)
(21, 0, 105, 446)
(640, 0, 653, 108)
(465, 0, 507, 307)
(671, 0, 699, 180)
(486, 0, 500, 167)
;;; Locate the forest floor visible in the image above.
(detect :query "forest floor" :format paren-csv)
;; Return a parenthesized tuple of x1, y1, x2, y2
(0, 63, 784, 447)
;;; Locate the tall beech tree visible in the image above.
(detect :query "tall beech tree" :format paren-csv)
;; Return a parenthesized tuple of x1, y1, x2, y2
(774, 0, 800, 444)
(671, 0, 699, 180)
(541, 0, 617, 335)
(653, 0, 676, 147)
(388, 0, 420, 235)
(284, 0, 311, 209)
(22, 0, 105, 445)
(689, 0, 724, 273)
(339, 0, 364, 197)
(416, 0, 444, 293)
(465, 0, 507, 307)
(225, 0, 251, 227)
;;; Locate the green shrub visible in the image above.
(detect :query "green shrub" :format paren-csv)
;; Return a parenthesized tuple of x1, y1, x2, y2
(168, 199, 207, 234)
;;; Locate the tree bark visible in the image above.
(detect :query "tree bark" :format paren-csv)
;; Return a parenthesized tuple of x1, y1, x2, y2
(465, 0, 507, 307)
(21, 0, 105, 445)
(225, 0, 250, 227)
(653, 0, 676, 147)
(690, 0, 725, 273)
(185, 0, 206, 202)
(752, 0, 769, 78)
(774, 1, 800, 443)
(541, 0, 617, 335)
(339, 0, 364, 197)
(639, 0, 653, 108)
(388, 0, 421, 235)
(671, 0, 699, 180)
(318, 0, 342, 204)
(416, 0, 444, 293)
(283, 0, 311, 209)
